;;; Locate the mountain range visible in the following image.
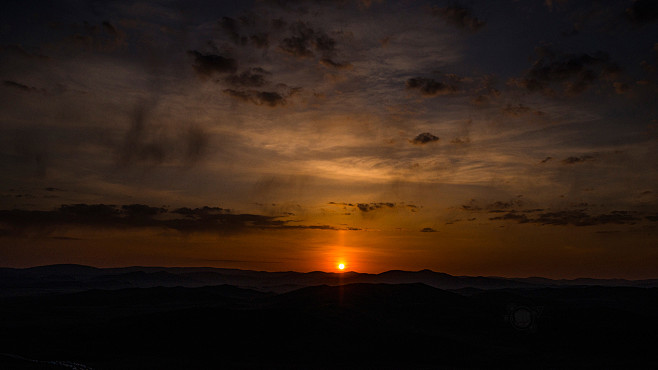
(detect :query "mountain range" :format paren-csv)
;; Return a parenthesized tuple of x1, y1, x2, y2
(2, 264, 657, 297)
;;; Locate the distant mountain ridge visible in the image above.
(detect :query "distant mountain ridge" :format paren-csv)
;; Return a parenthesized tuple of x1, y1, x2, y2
(2, 264, 657, 297)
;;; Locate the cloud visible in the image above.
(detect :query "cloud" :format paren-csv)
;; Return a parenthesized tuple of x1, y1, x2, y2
(562, 155, 594, 164)
(490, 210, 640, 226)
(540, 157, 553, 164)
(357, 202, 395, 212)
(101, 21, 122, 43)
(219, 17, 245, 45)
(471, 76, 501, 105)
(250, 33, 270, 48)
(117, 101, 209, 167)
(501, 104, 545, 117)
(329, 202, 419, 215)
(183, 126, 209, 163)
(223, 89, 287, 107)
(188, 50, 238, 77)
(224, 68, 269, 87)
(319, 58, 352, 69)
(328, 202, 355, 207)
(626, 0, 658, 24)
(118, 102, 168, 166)
(121, 204, 167, 217)
(432, 4, 485, 32)
(489, 212, 530, 223)
(406, 77, 459, 96)
(279, 21, 336, 58)
(420, 227, 436, 232)
(0, 203, 359, 236)
(410, 132, 439, 145)
(461, 199, 524, 212)
(450, 137, 470, 145)
(3, 80, 36, 92)
(515, 46, 622, 95)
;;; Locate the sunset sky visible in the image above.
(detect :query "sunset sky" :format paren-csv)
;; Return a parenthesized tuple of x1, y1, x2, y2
(1, 0, 657, 278)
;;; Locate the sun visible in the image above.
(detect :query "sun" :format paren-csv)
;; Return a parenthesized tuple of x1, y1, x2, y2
(338, 263, 345, 270)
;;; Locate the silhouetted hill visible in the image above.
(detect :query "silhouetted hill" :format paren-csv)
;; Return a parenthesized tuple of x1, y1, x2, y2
(3, 264, 656, 297)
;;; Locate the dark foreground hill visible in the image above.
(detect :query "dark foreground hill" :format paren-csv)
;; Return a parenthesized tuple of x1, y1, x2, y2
(1, 280, 658, 369)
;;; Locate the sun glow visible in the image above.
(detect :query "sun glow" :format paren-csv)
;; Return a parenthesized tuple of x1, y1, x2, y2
(338, 263, 345, 270)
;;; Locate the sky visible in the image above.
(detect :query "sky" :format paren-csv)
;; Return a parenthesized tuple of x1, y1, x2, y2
(1, 0, 657, 278)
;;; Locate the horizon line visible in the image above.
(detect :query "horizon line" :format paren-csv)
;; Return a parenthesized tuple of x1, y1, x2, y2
(2, 263, 657, 281)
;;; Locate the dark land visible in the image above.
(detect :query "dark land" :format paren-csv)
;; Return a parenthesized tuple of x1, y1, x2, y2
(1, 265, 657, 369)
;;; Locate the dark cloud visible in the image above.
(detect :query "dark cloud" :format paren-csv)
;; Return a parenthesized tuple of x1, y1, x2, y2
(516, 47, 622, 95)
(433, 4, 486, 32)
(328, 202, 355, 207)
(357, 202, 395, 212)
(118, 102, 167, 166)
(3, 80, 48, 94)
(540, 157, 553, 163)
(219, 17, 245, 45)
(224, 68, 269, 87)
(450, 137, 470, 145)
(406, 77, 459, 96)
(117, 102, 209, 167)
(313, 33, 336, 53)
(471, 76, 501, 105)
(420, 227, 437, 232)
(280, 21, 336, 58)
(562, 155, 594, 164)
(183, 126, 209, 163)
(121, 204, 167, 217)
(0, 203, 356, 236)
(410, 132, 439, 145)
(188, 50, 238, 77)
(489, 212, 530, 223)
(501, 104, 545, 117)
(320, 58, 352, 69)
(461, 199, 524, 212)
(490, 210, 640, 226)
(626, 0, 658, 24)
(278, 224, 339, 230)
(3, 80, 34, 92)
(223, 89, 287, 107)
(101, 21, 118, 38)
(406, 204, 419, 212)
(280, 37, 313, 57)
(250, 33, 269, 48)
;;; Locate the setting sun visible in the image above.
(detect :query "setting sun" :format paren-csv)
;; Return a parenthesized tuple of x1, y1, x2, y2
(338, 263, 345, 270)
